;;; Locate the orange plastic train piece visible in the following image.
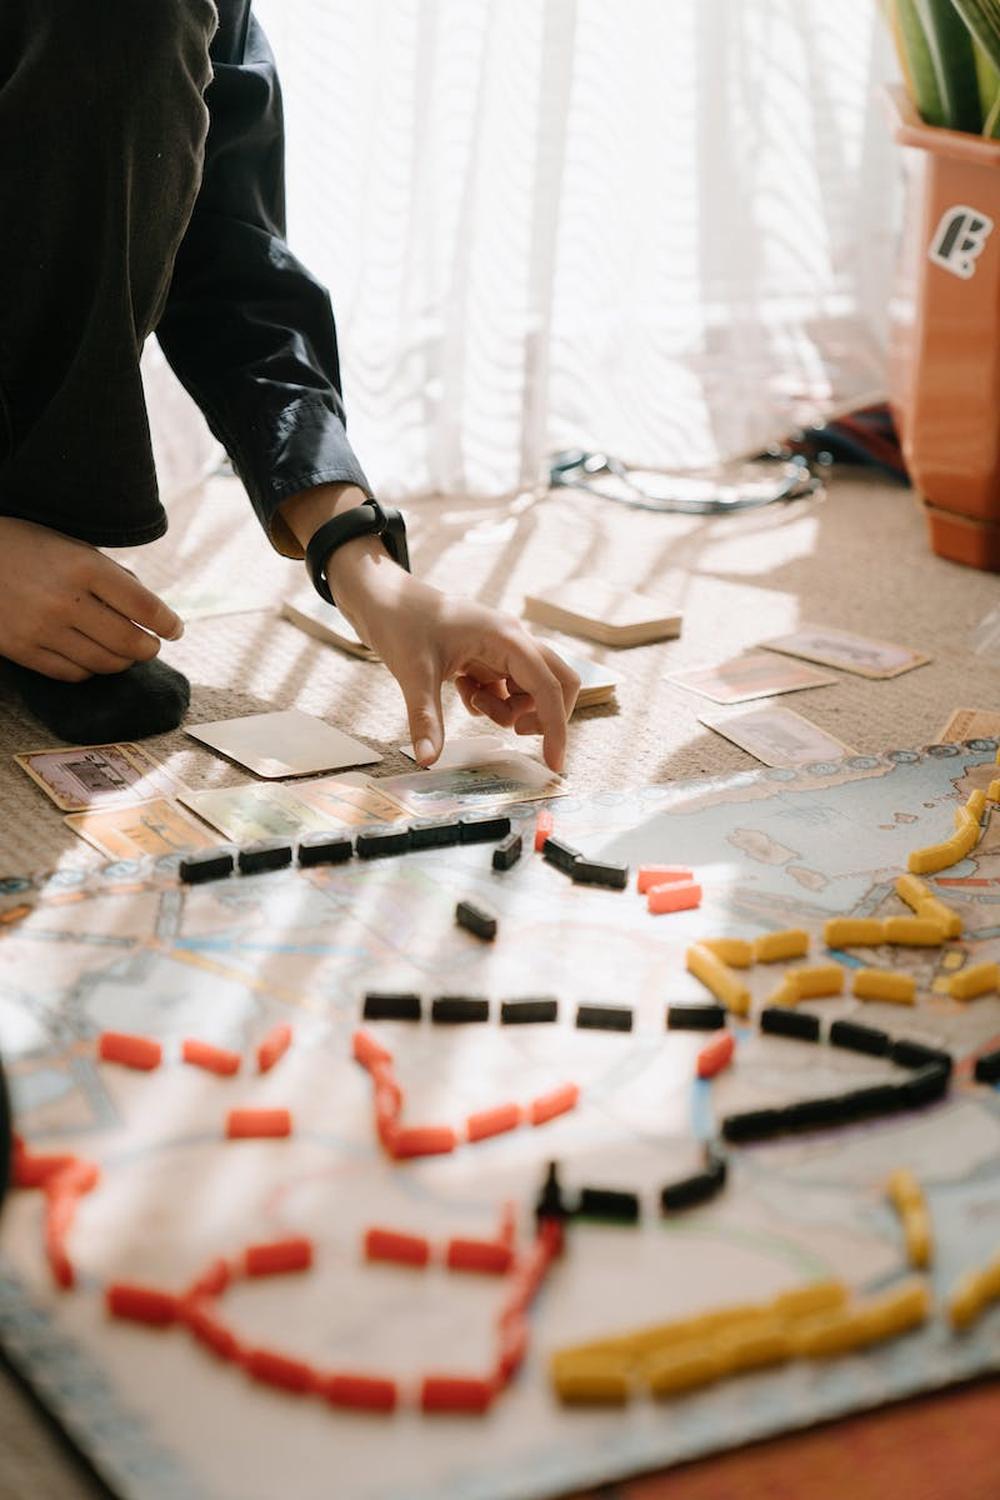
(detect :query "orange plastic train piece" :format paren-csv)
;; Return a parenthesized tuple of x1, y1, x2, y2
(256, 1023, 293, 1074)
(647, 881, 703, 915)
(182, 1038, 241, 1077)
(225, 1108, 292, 1140)
(466, 1102, 522, 1142)
(364, 1227, 431, 1268)
(244, 1236, 314, 1278)
(697, 1031, 735, 1079)
(106, 1283, 179, 1327)
(445, 1238, 513, 1275)
(528, 1083, 580, 1126)
(98, 1031, 162, 1071)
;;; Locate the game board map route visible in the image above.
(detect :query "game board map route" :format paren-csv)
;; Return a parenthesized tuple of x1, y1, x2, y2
(3, 741, 1000, 1500)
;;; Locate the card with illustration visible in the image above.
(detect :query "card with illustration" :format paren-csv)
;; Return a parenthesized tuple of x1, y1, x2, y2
(379, 754, 566, 817)
(65, 799, 219, 859)
(698, 704, 858, 767)
(14, 742, 184, 812)
(668, 651, 836, 704)
(763, 626, 929, 680)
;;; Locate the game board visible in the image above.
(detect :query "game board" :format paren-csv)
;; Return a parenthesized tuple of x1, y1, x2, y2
(3, 742, 1000, 1500)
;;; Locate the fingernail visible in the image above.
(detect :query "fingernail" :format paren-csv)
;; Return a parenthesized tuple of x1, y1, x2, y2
(168, 620, 184, 641)
(415, 737, 435, 765)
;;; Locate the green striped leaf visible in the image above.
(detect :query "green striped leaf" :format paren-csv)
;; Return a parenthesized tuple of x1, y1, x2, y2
(914, 0, 984, 129)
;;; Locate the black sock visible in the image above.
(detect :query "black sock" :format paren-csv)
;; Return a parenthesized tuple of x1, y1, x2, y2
(6, 658, 191, 744)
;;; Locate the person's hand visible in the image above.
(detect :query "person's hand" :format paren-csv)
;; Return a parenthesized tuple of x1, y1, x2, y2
(0, 518, 183, 681)
(344, 568, 580, 771)
(276, 482, 580, 771)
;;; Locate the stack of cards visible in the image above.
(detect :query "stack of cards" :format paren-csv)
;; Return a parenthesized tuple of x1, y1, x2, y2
(523, 578, 682, 647)
(553, 645, 618, 709)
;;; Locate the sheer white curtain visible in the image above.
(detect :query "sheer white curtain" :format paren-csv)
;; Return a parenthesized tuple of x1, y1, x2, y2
(255, 0, 899, 502)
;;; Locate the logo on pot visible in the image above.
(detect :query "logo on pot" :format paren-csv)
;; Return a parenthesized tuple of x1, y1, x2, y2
(928, 205, 994, 280)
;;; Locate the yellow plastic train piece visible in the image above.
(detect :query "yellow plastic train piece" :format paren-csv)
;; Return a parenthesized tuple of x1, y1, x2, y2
(787, 1307, 874, 1358)
(903, 1205, 933, 1269)
(916, 897, 962, 939)
(861, 1278, 931, 1340)
(685, 944, 751, 1017)
(988, 777, 1000, 802)
(771, 1280, 848, 1321)
(549, 1275, 933, 1404)
(712, 1317, 791, 1373)
(886, 1168, 924, 1214)
(645, 1342, 720, 1398)
(786, 963, 845, 999)
(754, 928, 810, 963)
(702, 937, 754, 969)
(824, 917, 885, 948)
(550, 1350, 632, 1404)
(895, 873, 931, 911)
(948, 1268, 988, 1331)
(966, 788, 987, 820)
(882, 915, 947, 946)
(852, 969, 917, 1004)
(947, 1254, 1000, 1331)
(947, 961, 999, 1000)
(907, 811, 980, 874)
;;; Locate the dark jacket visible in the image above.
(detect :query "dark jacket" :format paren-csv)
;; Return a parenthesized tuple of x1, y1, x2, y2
(157, 1, 373, 551)
(0, 0, 370, 550)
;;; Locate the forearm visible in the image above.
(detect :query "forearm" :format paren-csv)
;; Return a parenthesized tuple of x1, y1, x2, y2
(276, 482, 412, 637)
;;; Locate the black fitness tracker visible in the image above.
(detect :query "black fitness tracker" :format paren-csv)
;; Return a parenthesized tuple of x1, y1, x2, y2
(305, 497, 411, 607)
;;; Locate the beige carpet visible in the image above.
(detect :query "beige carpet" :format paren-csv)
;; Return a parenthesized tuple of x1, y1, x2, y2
(1, 467, 998, 1498)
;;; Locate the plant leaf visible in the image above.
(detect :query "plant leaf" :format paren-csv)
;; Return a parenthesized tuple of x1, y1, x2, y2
(914, 0, 984, 129)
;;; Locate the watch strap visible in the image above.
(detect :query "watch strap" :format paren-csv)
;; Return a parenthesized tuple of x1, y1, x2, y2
(305, 498, 410, 606)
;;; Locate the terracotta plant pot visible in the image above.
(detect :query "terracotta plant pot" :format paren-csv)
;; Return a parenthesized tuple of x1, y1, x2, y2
(886, 86, 1000, 570)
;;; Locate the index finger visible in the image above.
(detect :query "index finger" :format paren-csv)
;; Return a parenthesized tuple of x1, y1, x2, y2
(91, 558, 184, 641)
(499, 633, 573, 772)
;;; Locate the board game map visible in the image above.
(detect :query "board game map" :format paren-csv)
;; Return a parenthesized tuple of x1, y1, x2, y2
(2, 742, 1000, 1500)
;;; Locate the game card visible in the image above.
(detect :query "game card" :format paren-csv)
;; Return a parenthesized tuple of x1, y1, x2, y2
(698, 704, 858, 767)
(178, 783, 336, 843)
(380, 755, 567, 817)
(292, 773, 411, 827)
(762, 626, 929, 679)
(180, 775, 409, 843)
(185, 709, 381, 779)
(667, 651, 836, 704)
(399, 735, 509, 768)
(281, 594, 378, 661)
(65, 799, 219, 859)
(159, 583, 270, 620)
(14, 742, 184, 812)
(936, 707, 1000, 743)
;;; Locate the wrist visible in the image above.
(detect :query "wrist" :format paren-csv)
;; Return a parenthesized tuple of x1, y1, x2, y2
(276, 482, 371, 555)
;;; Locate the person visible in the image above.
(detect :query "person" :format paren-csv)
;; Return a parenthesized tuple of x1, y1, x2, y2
(0, 0, 579, 771)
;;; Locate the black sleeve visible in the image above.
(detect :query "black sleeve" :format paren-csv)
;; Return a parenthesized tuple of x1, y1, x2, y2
(155, 0, 372, 553)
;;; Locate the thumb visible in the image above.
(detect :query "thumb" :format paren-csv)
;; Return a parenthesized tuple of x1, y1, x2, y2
(402, 662, 445, 767)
